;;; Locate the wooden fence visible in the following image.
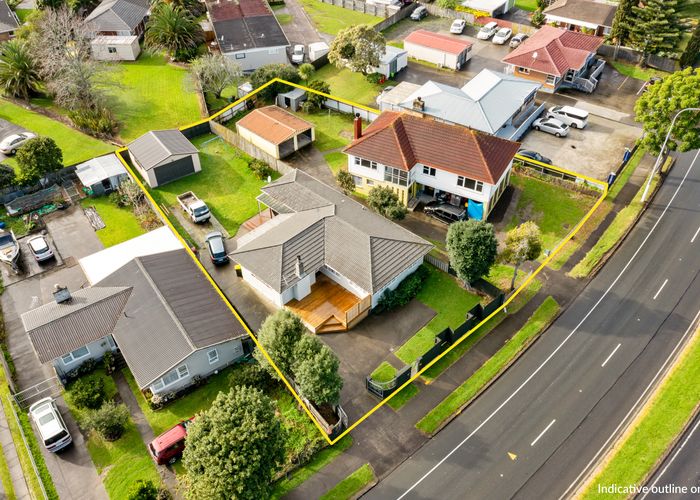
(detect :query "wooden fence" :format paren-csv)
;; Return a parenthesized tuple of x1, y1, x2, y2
(318, 0, 399, 18)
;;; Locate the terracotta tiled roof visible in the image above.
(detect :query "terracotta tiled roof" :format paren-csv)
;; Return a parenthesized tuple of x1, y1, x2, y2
(237, 106, 313, 145)
(343, 112, 520, 184)
(404, 29, 473, 55)
(502, 25, 603, 76)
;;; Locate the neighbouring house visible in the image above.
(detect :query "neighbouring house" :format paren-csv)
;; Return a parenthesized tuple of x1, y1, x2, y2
(502, 25, 605, 93)
(90, 35, 141, 61)
(276, 88, 307, 112)
(207, 0, 289, 72)
(404, 30, 473, 71)
(391, 69, 543, 140)
(232, 170, 432, 333)
(0, 0, 19, 41)
(23, 243, 249, 395)
(373, 45, 408, 79)
(343, 111, 520, 219)
(128, 129, 201, 188)
(460, 0, 515, 16)
(377, 81, 420, 112)
(236, 106, 315, 160)
(84, 0, 149, 37)
(76, 153, 129, 196)
(544, 0, 617, 37)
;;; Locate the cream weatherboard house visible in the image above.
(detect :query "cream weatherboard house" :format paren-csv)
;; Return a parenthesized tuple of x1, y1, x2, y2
(343, 112, 521, 220)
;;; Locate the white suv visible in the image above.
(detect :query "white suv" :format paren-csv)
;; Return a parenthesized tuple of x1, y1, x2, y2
(476, 21, 499, 40)
(547, 105, 589, 129)
(29, 398, 72, 453)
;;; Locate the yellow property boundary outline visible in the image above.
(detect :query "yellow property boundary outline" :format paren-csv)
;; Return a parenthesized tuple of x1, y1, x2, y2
(111, 78, 608, 445)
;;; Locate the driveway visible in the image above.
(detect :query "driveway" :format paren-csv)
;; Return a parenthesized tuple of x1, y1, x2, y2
(0, 119, 30, 163)
(278, 0, 325, 50)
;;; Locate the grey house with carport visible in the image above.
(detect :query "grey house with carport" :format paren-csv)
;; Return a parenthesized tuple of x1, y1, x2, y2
(128, 129, 201, 188)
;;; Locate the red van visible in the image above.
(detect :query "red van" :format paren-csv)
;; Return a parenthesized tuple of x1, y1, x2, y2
(148, 418, 194, 465)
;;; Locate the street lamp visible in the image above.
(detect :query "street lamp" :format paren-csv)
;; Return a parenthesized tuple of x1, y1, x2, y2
(641, 107, 700, 203)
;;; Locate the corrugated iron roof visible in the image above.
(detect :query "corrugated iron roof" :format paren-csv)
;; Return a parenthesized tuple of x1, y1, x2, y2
(128, 129, 198, 171)
(404, 29, 473, 55)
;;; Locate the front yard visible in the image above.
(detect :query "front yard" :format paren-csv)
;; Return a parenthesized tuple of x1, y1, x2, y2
(298, 0, 381, 35)
(80, 197, 147, 248)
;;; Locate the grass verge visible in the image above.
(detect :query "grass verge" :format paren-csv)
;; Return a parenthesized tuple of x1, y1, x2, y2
(607, 147, 646, 201)
(417, 296, 560, 434)
(80, 198, 147, 248)
(0, 438, 13, 499)
(581, 326, 700, 499)
(609, 61, 668, 81)
(387, 383, 419, 411)
(15, 403, 59, 499)
(370, 362, 396, 383)
(320, 463, 375, 500)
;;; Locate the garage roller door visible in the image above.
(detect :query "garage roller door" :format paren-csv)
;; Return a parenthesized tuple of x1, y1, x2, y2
(154, 157, 195, 186)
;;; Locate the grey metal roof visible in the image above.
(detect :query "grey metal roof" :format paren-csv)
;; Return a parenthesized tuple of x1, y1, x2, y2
(85, 0, 149, 32)
(128, 129, 198, 171)
(0, 0, 19, 34)
(75, 153, 127, 187)
(97, 249, 248, 387)
(232, 170, 432, 294)
(22, 287, 132, 363)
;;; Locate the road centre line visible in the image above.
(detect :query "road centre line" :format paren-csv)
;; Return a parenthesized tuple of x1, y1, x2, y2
(531, 420, 557, 447)
(692, 225, 700, 243)
(601, 344, 622, 368)
(653, 279, 669, 300)
(396, 150, 699, 500)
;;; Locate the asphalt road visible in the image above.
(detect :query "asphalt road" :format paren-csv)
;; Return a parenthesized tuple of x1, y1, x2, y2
(363, 149, 700, 500)
(640, 411, 700, 499)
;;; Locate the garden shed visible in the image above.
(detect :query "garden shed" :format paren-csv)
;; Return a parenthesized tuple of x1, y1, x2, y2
(373, 45, 408, 79)
(90, 35, 141, 61)
(128, 129, 201, 188)
(276, 88, 307, 112)
(76, 153, 129, 195)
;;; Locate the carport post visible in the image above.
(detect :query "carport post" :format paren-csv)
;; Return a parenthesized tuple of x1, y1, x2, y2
(641, 107, 700, 203)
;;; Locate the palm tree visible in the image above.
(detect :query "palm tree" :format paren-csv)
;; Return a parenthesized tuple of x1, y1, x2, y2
(145, 3, 203, 62)
(0, 39, 41, 100)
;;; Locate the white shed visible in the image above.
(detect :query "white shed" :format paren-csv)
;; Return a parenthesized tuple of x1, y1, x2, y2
(75, 154, 129, 195)
(90, 36, 140, 61)
(373, 45, 408, 79)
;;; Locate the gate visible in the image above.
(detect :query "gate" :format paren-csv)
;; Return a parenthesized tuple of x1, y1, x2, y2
(13, 376, 63, 409)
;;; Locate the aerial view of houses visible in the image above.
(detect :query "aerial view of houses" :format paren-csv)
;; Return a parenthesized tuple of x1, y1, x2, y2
(0, 0, 697, 497)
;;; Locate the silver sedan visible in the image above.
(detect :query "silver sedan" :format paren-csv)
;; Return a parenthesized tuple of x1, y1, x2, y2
(532, 117, 570, 138)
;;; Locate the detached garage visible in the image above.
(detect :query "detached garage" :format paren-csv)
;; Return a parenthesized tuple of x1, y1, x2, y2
(404, 30, 473, 71)
(128, 129, 200, 188)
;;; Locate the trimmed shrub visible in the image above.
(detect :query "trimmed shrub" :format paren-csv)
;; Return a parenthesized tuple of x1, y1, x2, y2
(128, 479, 159, 500)
(70, 376, 106, 410)
(248, 159, 274, 180)
(102, 351, 116, 375)
(377, 265, 429, 312)
(228, 362, 276, 392)
(367, 186, 407, 220)
(84, 401, 129, 441)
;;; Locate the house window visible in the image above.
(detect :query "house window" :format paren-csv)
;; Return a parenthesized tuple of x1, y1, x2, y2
(152, 364, 189, 392)
(518, 67, 530, 75)
(422, 166, 436, 177)
(354, 157, 377, 170)
(235, 53, 246, 59)
(457, 176, 484, 192)
(107, 47, 117, 54)
(546, 74, 557, 85)
(61, 346, 90, 365)
(207, 349, 219, 365)
(384, 166, 408, 186)
(365, 178, 374, 186)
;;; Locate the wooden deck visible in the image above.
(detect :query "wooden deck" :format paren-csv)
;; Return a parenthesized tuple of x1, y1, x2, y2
(286, 275, 369, 333)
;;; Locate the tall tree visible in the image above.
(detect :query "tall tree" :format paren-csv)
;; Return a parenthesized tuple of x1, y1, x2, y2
(293, 335, 343, 406)
(446, 220, 498, 287)
(635, 67, 700, 154)
(15, 137, 63, 186)
(253, 309, 304, 378)
(329, 25, 386, 76)
(302, 79, 330, 111)
(298, 62, 315, 81)
(680, 23, 700, 68)
(145, 3, 203, 62)
(609, 0, 636, 46)
(249, 63, 300, 100)
(190, 53, 241, 99)
(502, 221, 542, 291)
(625, 0, 681, 64)
(0, 39, 40, 100)
(183, 387, 286, 500)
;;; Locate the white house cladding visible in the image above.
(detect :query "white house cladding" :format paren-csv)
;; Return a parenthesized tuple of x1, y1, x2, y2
(343, 111, 521, 220)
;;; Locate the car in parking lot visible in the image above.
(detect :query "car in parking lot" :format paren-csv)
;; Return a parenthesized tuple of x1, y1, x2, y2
(0, 132, 37, 155)
(205, 231, 229, 265)
(492, 27, 512, 44)
(532, 117, 569, 137)
(410, 5, 427, 20)
(509, 33, 528, 48)
(29, 398, 72, 453)
(517, 149, 552, 165)
(450, 19, 466, 34)
(547, 105, 589, 129)
(424, 203, 467, 224)
(27, 235, 55, 262)
(476, 21, 499, 40)
(291, 44, 305, 64)
(148, 418, 194, 465)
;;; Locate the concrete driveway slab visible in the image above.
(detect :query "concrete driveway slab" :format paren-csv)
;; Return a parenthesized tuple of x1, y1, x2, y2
(0, 119, 30, 163)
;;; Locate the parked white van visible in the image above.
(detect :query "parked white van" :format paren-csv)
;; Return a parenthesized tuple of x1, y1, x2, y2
(547, 105, 589, 129)
(29, 398, 72, 453)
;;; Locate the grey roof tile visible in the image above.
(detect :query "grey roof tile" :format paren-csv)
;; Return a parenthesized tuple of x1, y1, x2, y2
(128, 130, 198, 171)
(85, 0, 149, 32)
(0, 0, 19, 34)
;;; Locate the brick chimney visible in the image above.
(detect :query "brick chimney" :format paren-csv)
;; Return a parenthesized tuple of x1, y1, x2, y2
(413, 96, 425, 112)
(353, 113, 362, 140)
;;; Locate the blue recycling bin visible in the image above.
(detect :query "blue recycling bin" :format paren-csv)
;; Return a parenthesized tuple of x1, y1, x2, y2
(623, 148, 632, 163)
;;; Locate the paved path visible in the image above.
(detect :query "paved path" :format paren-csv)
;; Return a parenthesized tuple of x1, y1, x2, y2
(0, 401, 30, 499)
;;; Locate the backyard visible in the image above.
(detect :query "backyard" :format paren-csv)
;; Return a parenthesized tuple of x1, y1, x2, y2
(291, 108, 357, 175)
(298, 0, 381, 35)
(313, 65, 393, 108)
(80, 197, 147, 248)
(149, 134, 276, 236)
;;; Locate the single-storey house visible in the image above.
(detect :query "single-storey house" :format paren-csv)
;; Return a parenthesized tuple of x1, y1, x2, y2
(344, 111, 520, 219)
(232, 170, 432, 333)
(207, 0, 289, 72)
(85, 0, 149, 37)
(544, 0, 617, 37)
(90, 35, 141, 61)
(23, 246, 249, 395)
(75, 153, 129, 195)
(0, 0, 19, 41)
(276, 88, 307, 112)
(404, 30, 473, 71)
(372, 45, 408, 79)
(397, 69, 543, 140)
(236, 106, 315, 160)
(502, 25, 605, 93)
(128, 129, 201, 188)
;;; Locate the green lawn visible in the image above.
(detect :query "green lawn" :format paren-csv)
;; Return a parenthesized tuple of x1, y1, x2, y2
(105, 53, 201, 142)
(582, 325, 700, 499)
(276, 12, 293, 24)
(320, 463, 375, 500)
(514, 0, 538, 11)
(387, 383, 419, 411)
(293, 110, 355, 152)
(313, 65, 392, 108)
(417, 297, 560, 434)
(370, 361, 396, 383)
(15, 9, 33, 22)
(609, 61, 669, 82)
(0, 100, 113, 167)
(324, 152, 347, 175)
(298, 0, 381, 35)
(394, 265, 481, 365)
(150, 135, 275, 236)
(509, 172, 596, 255)
(80, 197, 147, 248)
(607, 147, 646, 201)
(679, 0, 700, 17)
